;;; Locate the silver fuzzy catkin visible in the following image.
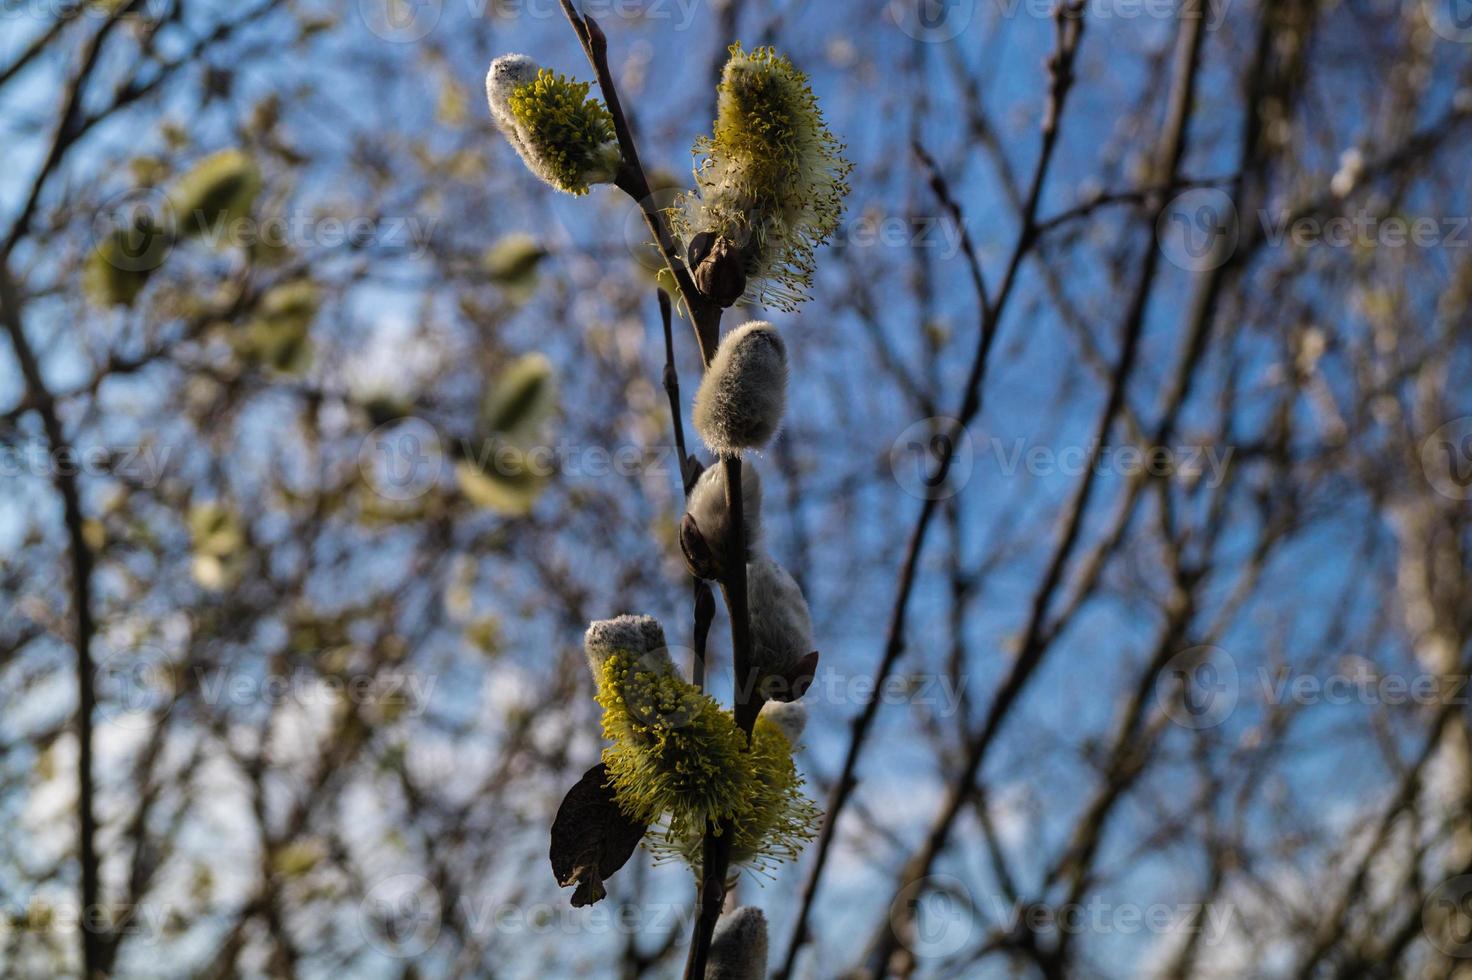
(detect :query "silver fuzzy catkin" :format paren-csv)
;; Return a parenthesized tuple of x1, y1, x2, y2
(705, 906, 768, 980)
(681, 460, 762, 580)
(747, 553, 813, 698)
(693, 321, 787, 456)
(584, 614, 670, 679)
(485, 54, 539, 157)
(759, 699, 808, 746)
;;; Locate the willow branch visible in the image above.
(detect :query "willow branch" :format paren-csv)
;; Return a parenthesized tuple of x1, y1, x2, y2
(554, 8, 750, 975)
(0, 262, 103, 976)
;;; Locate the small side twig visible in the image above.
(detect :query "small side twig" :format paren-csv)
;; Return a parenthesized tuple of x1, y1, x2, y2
(556, 0, 719, 362)
(658, 288, 717, 691)
(0, 262, 104, 977)
(658, 289, 693, 493)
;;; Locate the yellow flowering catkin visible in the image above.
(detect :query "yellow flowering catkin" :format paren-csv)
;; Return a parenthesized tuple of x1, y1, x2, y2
(594, 650, 819, 871)
(596, 650, 749, 841)
(639, 705, 820, 875)
(673, 44, 851, 311)
(485, 55, 620, 195)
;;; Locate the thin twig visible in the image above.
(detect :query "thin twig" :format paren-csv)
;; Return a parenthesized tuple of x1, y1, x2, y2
(0, 262, 103, 977)
(555, 1, 719, 363)
(863, 7, 1204, 973)
(658, 288, 716, 691)
(776, 9, 1087, 976)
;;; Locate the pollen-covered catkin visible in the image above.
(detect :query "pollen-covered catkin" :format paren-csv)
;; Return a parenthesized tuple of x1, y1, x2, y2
(693, 322, 787, 456)
(673, 44, 851, 311)
(747, 553, 813, 698)
(595, 650, 749, 840)
(485, 55, 620, 195)
(706, 907, 768, 980)
(681, 459, 763, 580)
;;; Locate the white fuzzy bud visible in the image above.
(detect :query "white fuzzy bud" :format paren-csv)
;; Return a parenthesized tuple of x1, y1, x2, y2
(681, 461, 762, 580)
(747, 554, 813, 699)
(485, 54, 539, 153)
(706, 906, 767, 980)
(758, 699, 808, 746)
(584, 614, 670, 678)
(693, 321, 787, 456)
